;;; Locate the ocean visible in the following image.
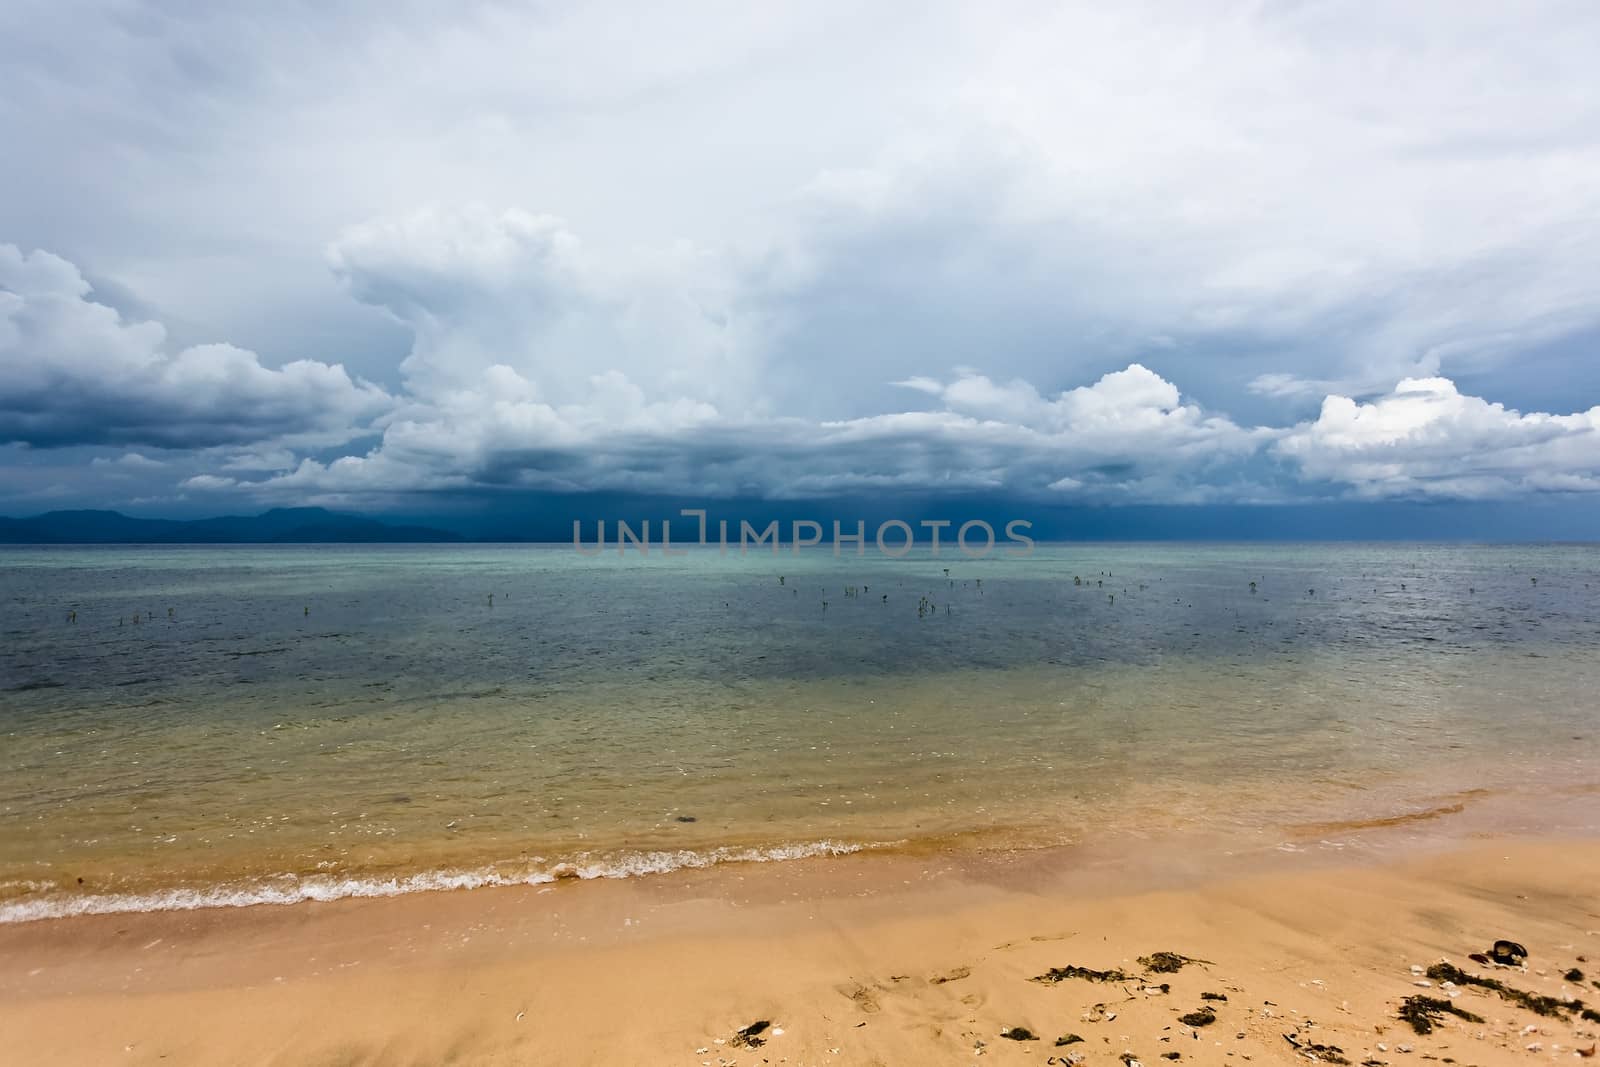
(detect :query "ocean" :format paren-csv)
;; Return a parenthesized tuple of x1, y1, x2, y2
(2, 543, 1597, 922)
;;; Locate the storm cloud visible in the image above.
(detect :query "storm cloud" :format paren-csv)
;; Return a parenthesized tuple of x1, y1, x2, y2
(2, 2, 1599, 515)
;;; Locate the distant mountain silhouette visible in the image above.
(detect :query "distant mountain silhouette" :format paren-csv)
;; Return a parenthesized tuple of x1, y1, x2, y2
(0, 507, 463, 544)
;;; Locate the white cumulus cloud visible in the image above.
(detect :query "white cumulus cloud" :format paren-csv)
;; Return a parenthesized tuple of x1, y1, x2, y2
(0, 244, 393, 449)
(1277, 377, 1600, 498)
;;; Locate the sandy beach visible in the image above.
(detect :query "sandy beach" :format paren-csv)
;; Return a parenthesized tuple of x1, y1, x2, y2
(3, 826, 1598, 1067)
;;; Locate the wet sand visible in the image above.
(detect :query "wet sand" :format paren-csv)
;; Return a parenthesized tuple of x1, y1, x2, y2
(3, 827, 1599, 1067)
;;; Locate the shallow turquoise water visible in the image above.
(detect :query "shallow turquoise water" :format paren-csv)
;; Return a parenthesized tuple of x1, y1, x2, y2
(2, 543, 1597, 920)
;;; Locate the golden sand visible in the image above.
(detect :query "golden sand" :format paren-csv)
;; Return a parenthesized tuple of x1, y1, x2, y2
(2, 831, 1598, 1066)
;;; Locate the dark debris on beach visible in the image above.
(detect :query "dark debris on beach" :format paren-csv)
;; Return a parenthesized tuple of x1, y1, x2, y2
(1139, 951, 1209, 974)
(728, 1019, 770, 1048)
(1033, 963, 1135, 984)
(1398, 994, 1484, 1035)
(760, 937, 1600, 1065)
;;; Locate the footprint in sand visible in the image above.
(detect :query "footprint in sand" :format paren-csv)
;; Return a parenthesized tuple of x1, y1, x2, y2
(837, 981, 882, 1013)
(930, 966, 972, 985)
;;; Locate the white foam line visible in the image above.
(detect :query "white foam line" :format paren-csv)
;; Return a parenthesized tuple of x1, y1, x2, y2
(0, 840, 882, 924)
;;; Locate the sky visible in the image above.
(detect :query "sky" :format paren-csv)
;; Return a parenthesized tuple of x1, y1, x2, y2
(2, 1, 1600, 535)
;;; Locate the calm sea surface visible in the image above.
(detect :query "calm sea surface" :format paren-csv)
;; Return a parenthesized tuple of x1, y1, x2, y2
(2, 543, 1597, 921)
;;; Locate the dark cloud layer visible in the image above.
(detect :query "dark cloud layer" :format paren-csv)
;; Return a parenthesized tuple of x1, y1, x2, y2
(2, 3, 1600, 516)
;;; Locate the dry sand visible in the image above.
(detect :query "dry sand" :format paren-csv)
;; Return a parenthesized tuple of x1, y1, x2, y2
(2, 834, 1598, 1067)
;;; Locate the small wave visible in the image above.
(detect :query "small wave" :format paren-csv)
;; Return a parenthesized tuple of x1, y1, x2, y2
(0, 840, 878, 925)
(1291, 800, 1469, 837)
